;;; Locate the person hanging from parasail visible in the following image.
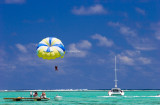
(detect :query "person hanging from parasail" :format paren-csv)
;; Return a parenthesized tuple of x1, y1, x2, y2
(55, 66, 58, 71)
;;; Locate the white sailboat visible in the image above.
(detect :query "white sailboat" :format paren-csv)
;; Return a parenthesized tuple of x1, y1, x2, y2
(108, 56, 124, 96)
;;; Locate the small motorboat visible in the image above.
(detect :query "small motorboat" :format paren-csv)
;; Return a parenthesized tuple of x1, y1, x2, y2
(54, 95, 62, 101)
(3, 97, 50, 101)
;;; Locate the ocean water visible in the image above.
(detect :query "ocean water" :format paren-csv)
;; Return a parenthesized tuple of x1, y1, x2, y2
(0, 90, 160, 105)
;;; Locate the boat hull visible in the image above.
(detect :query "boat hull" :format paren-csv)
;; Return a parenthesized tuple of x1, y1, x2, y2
(108, 92, 124, 96)
(3, 97, 50, 101)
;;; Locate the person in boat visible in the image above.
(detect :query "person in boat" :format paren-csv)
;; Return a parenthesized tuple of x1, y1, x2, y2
(40, 92, 46, 98)
(33, 91, 38, 97)
(30, 91, 32, 97)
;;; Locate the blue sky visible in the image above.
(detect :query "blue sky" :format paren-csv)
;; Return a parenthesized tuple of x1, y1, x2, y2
(0, 0, 160, 90)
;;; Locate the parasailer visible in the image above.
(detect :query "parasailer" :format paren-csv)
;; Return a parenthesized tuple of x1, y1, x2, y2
(36, 37, 65, 71)
(55, 66, 58, 71)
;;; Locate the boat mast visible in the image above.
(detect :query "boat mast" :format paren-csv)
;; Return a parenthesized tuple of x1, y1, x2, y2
(114, 56, 118, 88)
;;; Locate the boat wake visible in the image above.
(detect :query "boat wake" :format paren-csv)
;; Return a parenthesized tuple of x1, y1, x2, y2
(98, 96, 160, 98)
(124, 96, 160, 98)
(98, 96, 117, 98)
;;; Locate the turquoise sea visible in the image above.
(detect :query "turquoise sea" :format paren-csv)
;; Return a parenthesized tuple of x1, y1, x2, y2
(0, 90, 160, 105)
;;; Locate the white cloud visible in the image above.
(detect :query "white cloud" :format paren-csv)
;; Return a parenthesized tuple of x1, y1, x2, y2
(72, 4, 107, 15)
(67, 40, 92, 57)
(138, 57, 151, 64)
(77, 40, 92, 49)
(108, 22, 157, 51)
(0, 47, 17, 70)
(118, 55, 134, 65)
(119, 26, 137, 36)
(67, 44, 87, 57)
(117, 50, 151, 66)
(151, 22, 160, 40)
(127, 37, 157, 51)
(125, 50, 141, 56)
(108, 22, 137, 36)
(16, 44, 27, 53)
(133, 46, 156, 51)
(68, 43, 81, 53)
(155, 32, 160, 40)
(92, 34, 114, 47)
(14, 43, 46, 66)
(108, 22, 120, 27)
(135, 7, 145, 15)
(5, 0, 26, 4)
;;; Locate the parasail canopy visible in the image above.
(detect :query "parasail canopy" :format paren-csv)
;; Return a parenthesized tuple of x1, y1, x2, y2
(36, 37, 65, 60)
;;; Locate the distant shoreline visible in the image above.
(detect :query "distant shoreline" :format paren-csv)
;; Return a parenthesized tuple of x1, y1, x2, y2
(0, 89, 160, 92)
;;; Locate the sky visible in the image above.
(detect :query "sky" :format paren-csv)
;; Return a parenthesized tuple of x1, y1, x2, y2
(0, 0, 160, 90)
